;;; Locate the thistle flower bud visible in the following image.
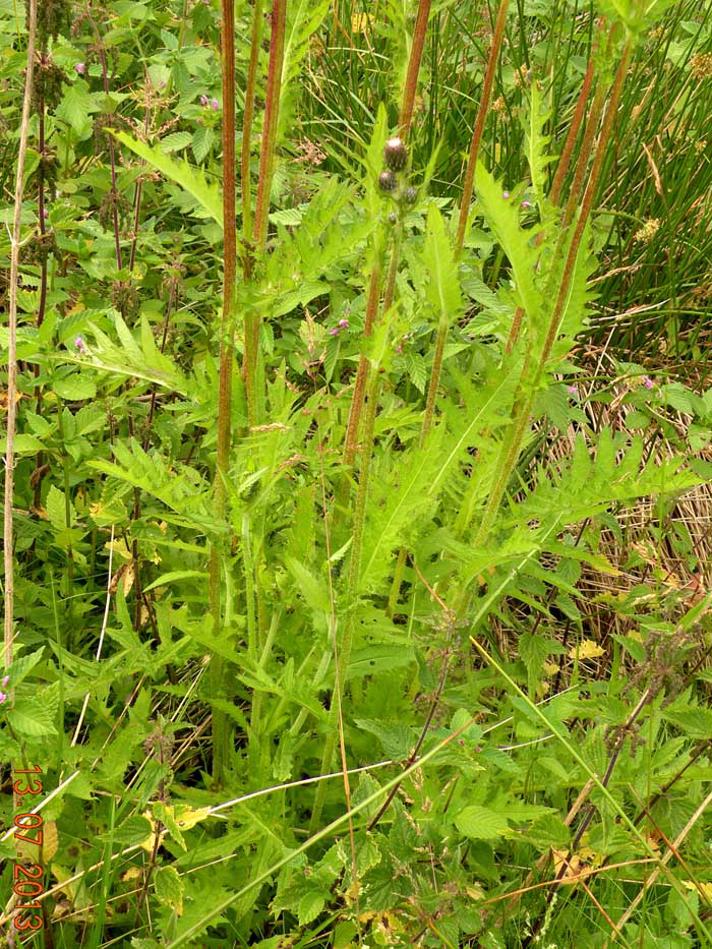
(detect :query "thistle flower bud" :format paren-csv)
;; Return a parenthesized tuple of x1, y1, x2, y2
(210, 97, 220, 111)
(200, 94, 208, 106)
(384, 136, 407, 171)
(402, 186, 418, 205)
(75, 62, 86, 75)
(387, 211, 398, 224)
(379, 170, 397, 193)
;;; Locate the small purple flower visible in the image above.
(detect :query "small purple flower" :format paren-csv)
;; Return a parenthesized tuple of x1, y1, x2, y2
(200, 94, 209, 106)
(1, 675, 8, 687)
(567, 384, 578, 395)
(521, 199, 533, 209)
(75, 62, 86, 75)
(0, 692, 6, 704)
(75, 336, 87, 354)
(328, 326, 341, 337)
(210, 97, 220, 111)
(42, 208, 49, 219)
(643, 375, 654, 389)
(502, 191, 510, 200)
(338, 318, 349, 330)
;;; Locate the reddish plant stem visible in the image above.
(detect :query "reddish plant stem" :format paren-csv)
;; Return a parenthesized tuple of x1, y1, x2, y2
(247, 0, 286, 427)
(241, 0, 264, 247)
(539, 44, 630, 370)
(455, 0, 511, 255)
(550, 52, 597, 206)
(253, 0, 286, 251)
(399, 0, 432, 138)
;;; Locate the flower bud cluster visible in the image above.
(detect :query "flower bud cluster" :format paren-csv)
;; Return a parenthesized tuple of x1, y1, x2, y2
(378, 137, 419, 212)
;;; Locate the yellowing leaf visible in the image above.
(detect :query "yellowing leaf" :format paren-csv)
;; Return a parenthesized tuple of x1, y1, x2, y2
(171, 804, 212, 831)
(41, 821, 59, 863)
(105, 538, 133, 561)
(683, 881, 712, 900)
(569, 639, 605, 661)
(140, 810, 165, 853)
(351, 12, 374, 32)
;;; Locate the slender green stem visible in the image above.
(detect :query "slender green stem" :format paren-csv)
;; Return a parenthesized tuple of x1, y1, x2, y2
(344, 259, 381, 465)
(311, 359, 383, 830)
(4, 0, 36, 671)
(208, 0, 238, 786)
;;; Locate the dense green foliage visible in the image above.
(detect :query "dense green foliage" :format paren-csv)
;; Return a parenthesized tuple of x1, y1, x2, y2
(1, 0, 711, 946)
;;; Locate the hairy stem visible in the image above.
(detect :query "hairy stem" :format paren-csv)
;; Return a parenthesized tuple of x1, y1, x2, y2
(241, 0, 265, 247)
(399, 0, 433, 138)
(246, 0, 287, 426)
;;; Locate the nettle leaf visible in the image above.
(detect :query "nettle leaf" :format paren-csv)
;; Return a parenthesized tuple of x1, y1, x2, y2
(53, 372, 97, 401)
(191, 125, 215, 164)
(154, 866, 185, 916)
(662, 706, 712, 740)
(57, 79, 94, 136)
(6, 647, 45, 688)
(111, 130, 223, 227)
(159, 131, 193, 153)
(455, 804, 512, 840)
(10, 688, 59, 737)
(46, 485, 75, 531)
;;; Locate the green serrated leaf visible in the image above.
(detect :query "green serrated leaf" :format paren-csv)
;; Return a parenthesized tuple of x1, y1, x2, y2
(455, 804, 511, 840)
(154, 865, 185, 915)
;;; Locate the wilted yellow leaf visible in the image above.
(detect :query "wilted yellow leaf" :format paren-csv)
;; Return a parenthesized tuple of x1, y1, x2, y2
(569, 640, 605, 661)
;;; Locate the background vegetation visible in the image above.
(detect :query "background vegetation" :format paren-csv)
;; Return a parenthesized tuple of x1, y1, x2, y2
(1, 0, 711, 946)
